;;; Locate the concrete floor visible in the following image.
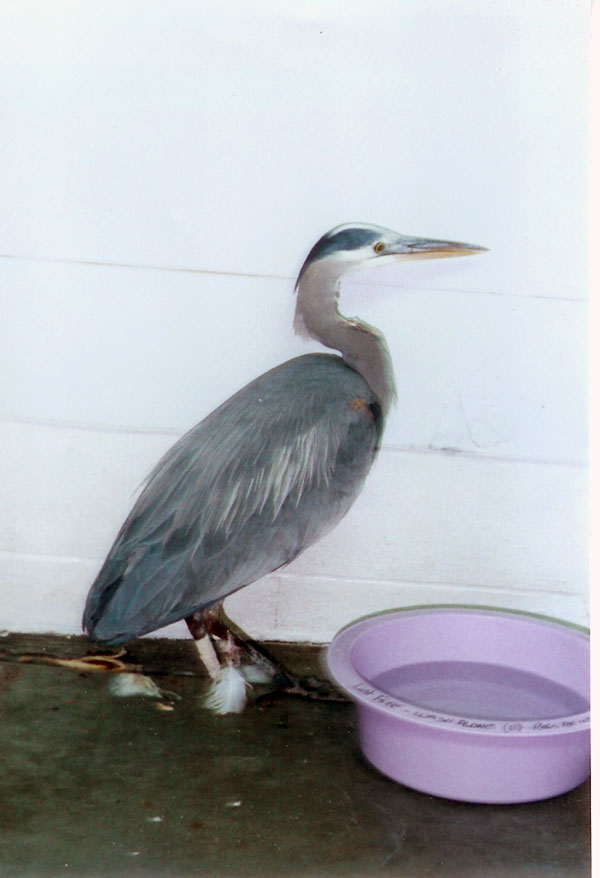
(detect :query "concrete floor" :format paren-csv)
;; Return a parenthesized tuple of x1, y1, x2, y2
(0, 634, 590, 878)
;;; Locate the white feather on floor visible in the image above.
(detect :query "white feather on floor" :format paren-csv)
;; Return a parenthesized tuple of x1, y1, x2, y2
(108, 672, 164, 699)
(204, 665, 248, 714)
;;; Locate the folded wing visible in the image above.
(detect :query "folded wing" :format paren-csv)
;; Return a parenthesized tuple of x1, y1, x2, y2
(83, 354, 382, 643)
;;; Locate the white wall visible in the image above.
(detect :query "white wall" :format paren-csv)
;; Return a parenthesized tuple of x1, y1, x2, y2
(0, 1, 588, 642)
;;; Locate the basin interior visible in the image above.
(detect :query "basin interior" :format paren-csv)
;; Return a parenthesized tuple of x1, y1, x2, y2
(350, 612, 589, 723)
(372, 661, 589, 721)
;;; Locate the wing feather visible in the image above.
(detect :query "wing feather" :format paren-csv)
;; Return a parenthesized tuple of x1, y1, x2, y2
(83, 354, 382, 642)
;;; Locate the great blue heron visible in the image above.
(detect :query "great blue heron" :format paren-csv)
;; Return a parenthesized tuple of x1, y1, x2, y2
(83, 222, 486, 712)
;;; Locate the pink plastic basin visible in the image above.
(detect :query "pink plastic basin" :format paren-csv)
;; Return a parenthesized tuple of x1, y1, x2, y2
(327, 607, 590, 804)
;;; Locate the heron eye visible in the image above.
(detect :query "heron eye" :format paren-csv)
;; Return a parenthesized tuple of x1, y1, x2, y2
(373, 241, 385, 254)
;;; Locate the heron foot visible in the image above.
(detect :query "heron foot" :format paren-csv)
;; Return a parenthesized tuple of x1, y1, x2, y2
(255, 675, 349, 707)
(185, 606, 348, 711)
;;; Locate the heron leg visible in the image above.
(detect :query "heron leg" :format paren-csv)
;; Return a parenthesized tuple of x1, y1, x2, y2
(185, 605, 251, 715)
(187, 604, 287, 686)
(210, 609, 349, 702)
(185, 610, 221, 680)
(209, 620, 347, 701)
(185, 606, 346, 708)
(268, 678, 349, 704)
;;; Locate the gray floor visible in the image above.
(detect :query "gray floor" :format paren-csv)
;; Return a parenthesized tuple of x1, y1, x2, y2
(0, 635, 590, 878)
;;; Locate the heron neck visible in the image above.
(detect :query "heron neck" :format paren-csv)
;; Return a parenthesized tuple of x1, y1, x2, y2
(294, 264, 397, 414)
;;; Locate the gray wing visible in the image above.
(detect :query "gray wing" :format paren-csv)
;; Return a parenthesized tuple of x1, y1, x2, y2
(83, 354, 382, 643)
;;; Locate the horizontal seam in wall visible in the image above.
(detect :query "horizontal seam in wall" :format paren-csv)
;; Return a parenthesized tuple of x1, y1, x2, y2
(0, 550, 98, 566)
(0, 552, 585, 598)
(0, 252, 289, 282)
(0, 252, 587, 304)
(0, 414, 183, 437)
(275, 571, 585, 598)
(345, 277, 588, 304)
(0, 416, 587, 469)
(380, 444, 588, 469)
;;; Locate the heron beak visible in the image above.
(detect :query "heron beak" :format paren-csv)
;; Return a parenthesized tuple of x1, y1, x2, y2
(386, 236, 488, 262)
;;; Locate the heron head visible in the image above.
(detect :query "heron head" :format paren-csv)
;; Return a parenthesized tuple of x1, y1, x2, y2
(296, 222, 487, 288)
